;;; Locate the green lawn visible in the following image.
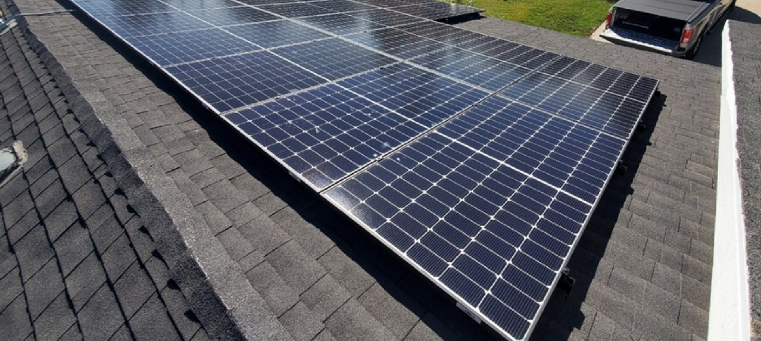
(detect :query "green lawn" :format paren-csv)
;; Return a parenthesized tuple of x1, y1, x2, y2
(464, 0, 616, 36)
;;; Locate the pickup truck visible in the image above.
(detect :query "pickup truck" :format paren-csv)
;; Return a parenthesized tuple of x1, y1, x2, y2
(600, 0, 736, 59)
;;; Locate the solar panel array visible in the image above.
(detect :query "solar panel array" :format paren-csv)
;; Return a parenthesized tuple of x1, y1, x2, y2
(68, 0, 658, 340)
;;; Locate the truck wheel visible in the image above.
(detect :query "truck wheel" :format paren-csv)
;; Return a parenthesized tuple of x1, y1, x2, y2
(686, 36, 702, 60)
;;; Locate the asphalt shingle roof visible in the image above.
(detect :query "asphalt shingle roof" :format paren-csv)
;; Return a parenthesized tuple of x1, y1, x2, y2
(0, 6, 207, 340)
(1, 0, 727, 339)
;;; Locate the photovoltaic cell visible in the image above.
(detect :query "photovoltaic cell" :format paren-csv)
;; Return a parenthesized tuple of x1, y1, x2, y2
(409, 47, 531, 91)
(165, 51, 327, 112)
(257, 2, 339, 17)
(397, 21, 487, 47)
(394, 2, 482, 20)
(94, 12, 212, 38)
(234, 0, 300, 5)
(347, 8, 425, 27)
(295, 13, 385, 35)
(73, 0, 176, 17)
(345, 28, 451, 59)
(126, 28, 259, 66)
(309, 0, 376, 13)
(226, 20, 330, 48)
(336, 63, 489, 129)
(185, 6, 280, 26)
(349, 0, 411, 8)
(501, 72, 649, 139)
(324, 95, 625, 340)
(224, 84, 428, 190)
(162, 0, 240, 10)
(274, 38, 397, 80)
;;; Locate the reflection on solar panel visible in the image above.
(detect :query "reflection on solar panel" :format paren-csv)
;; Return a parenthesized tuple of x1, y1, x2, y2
(394, 1, 483, 20)
(68, 0, 659, 339)
(165, 51, 327, 112)
(226, 20, 330, 48)
(273, 38, 397, 80)
(126, 28, 259, 66)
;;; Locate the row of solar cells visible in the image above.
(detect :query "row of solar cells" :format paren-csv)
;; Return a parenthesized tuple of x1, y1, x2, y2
(69, 0, 659, 340)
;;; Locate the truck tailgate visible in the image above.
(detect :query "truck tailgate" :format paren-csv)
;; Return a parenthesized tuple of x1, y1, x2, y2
(615, 0, 710, 21)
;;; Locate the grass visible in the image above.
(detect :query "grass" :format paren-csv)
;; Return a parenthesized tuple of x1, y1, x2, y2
(460, 0, 616, 36)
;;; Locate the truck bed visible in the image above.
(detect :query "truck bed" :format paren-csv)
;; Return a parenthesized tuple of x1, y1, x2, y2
(614, 0, 712, 21)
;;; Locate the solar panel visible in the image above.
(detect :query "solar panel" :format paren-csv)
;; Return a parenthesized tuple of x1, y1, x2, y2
(336, 63, 489, 128)
(126, 28, 259, 66)
(346, 8, 425, 27)
(185, 6, 280, 26)
(93, 12, 212, 38)
(345, 28, 451, 60)
(409, 47, 533, 91)
(309, 0, 377, 13)
(165, 51, 327, 112)
(68, 1, 660, 339)
(273, 38, 398, 80)
(324, 96, 626, 340)
(73, 0, 176, 17)
(225, 20, 330, 48)
(500, 72, 654, 139)
(163, 0, 240, 10)
(224, 84, 429, 190)
(295, 13, 385, 35)
(394, 2, 482, 20)
(256, 2, 339, 17)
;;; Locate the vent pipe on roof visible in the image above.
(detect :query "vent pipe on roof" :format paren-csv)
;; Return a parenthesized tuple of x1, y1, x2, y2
(0, 141, 27, 186)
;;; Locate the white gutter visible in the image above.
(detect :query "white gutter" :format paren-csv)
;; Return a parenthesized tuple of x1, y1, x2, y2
(707, 21, 751, 341)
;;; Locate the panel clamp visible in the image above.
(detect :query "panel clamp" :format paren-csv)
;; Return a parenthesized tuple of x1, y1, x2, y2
(615, 161, 628, 176)
(558, 267, 575, 296)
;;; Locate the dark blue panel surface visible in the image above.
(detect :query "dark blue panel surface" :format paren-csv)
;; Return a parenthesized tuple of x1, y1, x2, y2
(501, 72, 649, 139)
(296, 13, 385, 35)
(126, 28, 259, 66)
(394, 1, 482, 20)
(165, 51, 327, 112)
(94, 12, 212, 38)
(235, 0, 299, 5)
(185, 6, 280, 26)
(74, 0, 176, 17)
(346, 28, 450, 59)
(162, 0, 240, 10)
(337, 64, 489, 128)
(310, 0, 376, 12)
(347, 8, 425, 26)
(409, 47, 532, 91)
(226, 20, 330, 48)
(225, 84, 428, 190)
(274, 38, 397, 80)
(257, 2, 339, 17)
(323, 91, 627, 339)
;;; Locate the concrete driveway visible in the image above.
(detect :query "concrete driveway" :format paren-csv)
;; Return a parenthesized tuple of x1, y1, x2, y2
(590, 0, 761, 67)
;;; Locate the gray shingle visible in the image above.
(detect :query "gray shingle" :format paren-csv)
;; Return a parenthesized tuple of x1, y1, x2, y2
(324, 299, 395, 341)
(65, 252, 107, 312)
(0, 267, 23, 312)
(101, 234, 137, 280)
(32, 292, 77, 340)
(238, 215, 291, 256)
(278, 302, 324, 341)
(53, 221, 92, 275)
(42, 199, 78, 241)
(77, 285, 126, 340)
(300, 275, 351, 322)
(14, 224, 54, 282)
(24, 258, 64, 318)
(246, 261, 299, 317)
(130, 294, 182, 341)
(358, 282, 422, 339)
(161, 286, 202, 340)
(217, 227, 255, 261)
(266, 241, 326, 295)
(317, 246, 375, 297)
(114, 261, 155, 318)
(0, 295, 33, 340)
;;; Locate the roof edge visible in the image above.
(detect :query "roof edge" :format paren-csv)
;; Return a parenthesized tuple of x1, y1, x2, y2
(4, 2, 291, 339)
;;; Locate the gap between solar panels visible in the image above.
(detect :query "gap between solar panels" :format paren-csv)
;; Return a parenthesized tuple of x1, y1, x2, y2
(66, 0, 659, 340)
